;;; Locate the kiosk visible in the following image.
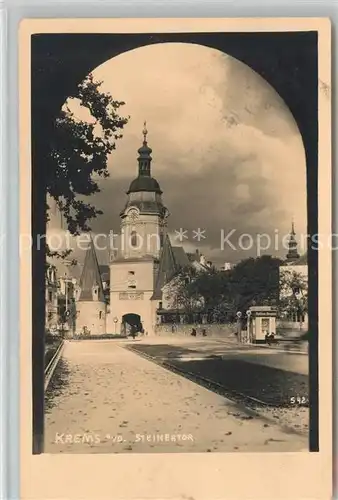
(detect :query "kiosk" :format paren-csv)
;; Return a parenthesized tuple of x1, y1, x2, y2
(247, 305, 277, 343)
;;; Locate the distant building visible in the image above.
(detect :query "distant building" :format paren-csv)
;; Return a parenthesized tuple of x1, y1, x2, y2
(279, 222, 308, 329)
(221, 262, 233, 271)
(45, 264, 58, 331)
(47, 258, 81, 333)
(285, 221, 300, 262)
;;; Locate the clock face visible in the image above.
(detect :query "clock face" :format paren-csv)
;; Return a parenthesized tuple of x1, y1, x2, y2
(128, 208, 139, 221)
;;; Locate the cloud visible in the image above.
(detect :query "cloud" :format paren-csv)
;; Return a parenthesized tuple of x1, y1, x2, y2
(50, 42, 307, 265)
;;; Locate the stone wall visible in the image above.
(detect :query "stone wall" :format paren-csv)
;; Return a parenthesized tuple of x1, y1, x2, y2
(276, 320, 308, 335)
(75, 301, 107, 335)
(154, 323, 237, 338)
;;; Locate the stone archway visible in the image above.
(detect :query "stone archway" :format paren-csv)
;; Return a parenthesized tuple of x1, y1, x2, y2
(122, 313, 143, 337)
(31, 31, 319, 453)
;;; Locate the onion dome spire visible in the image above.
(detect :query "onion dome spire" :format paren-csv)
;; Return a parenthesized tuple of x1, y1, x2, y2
(286, 219, 300, 262)
(137, 120, 152, 177)
(126, 121, 162, 194)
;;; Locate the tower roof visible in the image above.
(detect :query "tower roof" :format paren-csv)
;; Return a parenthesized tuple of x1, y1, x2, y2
(127, 121, 162, 195)
(78, 235, 105, 302)
(127, 176, 162, 194)
(151, 235, 190, 300)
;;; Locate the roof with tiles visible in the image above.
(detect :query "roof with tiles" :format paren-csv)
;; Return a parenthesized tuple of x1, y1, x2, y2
(78, 236, 105, 302)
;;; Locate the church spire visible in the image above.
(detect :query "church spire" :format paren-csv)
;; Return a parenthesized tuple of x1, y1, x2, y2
(137, 121, 152, 177)
(286, 219, 300, 262)
(143, 120, 148, 143)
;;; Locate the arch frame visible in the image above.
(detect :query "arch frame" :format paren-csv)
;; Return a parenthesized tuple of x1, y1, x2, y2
(31, 31, 319, 453)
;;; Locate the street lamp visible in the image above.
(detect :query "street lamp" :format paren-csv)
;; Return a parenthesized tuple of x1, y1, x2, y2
(113, 316, 118, 335)
(236, 311, 242, 343)
(246, 309, 252, 343)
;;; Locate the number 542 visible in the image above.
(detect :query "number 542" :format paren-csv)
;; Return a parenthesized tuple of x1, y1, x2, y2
(290, 396, 307, 404)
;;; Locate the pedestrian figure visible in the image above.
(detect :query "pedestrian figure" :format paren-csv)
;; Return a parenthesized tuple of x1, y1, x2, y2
(265, 331, 278, 345)
(269, 332, 279, 345)
(191, 328, 197, 337)
(130, 325, 137, 340)
(202, 328, 207, 337)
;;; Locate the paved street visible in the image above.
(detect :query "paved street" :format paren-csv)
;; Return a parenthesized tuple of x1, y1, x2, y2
(45, 339, 308, 454)
(136, 336, 308, 375)
(128, 337, 309, 407)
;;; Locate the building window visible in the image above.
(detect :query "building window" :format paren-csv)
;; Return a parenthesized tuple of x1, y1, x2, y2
(159, 301, 163, 309)
(48, 291, 53, 302)
(99, 311, 102, 319)
(128, 271, 135, 275)
(131, 231, 138, 247)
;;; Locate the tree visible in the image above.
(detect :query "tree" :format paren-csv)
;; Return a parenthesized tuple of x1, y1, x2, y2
(228, 255, 283, 312)
(165, 265, 234, 322)
(279, 268, 308, 321)
(164, 255, 283, 324)
(46, 73, 129, 259)
(164, 266, 203, 316)
(189, 267, 234, 319)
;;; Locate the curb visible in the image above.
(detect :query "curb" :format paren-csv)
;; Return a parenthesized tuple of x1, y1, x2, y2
(250, 344, 308, 355)
(44, 340, 65, 391)
(212, 338, 308, 355)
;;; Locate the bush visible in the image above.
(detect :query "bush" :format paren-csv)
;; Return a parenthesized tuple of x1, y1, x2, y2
(45, 331, 63, 345)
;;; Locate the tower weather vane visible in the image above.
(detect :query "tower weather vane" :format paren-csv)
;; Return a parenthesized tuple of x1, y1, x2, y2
(143, 120, 148, 142)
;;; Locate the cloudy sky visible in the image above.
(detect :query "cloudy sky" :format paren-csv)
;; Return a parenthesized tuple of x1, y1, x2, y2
(47, 42, 307, 267)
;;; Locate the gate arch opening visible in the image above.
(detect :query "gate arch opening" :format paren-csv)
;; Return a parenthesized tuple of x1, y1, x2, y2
(122, 313, 143, 337)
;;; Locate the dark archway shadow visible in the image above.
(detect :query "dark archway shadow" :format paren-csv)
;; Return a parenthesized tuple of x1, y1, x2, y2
(31, 32, 318, 453)
(122, 313, 142, 336)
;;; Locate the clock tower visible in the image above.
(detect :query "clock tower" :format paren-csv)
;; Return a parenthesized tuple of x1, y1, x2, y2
(119, 122, 169, 259)
(109, 123, 169, 335)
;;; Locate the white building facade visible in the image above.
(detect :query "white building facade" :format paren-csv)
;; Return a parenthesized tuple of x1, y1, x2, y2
(278, 223, 308, 330)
